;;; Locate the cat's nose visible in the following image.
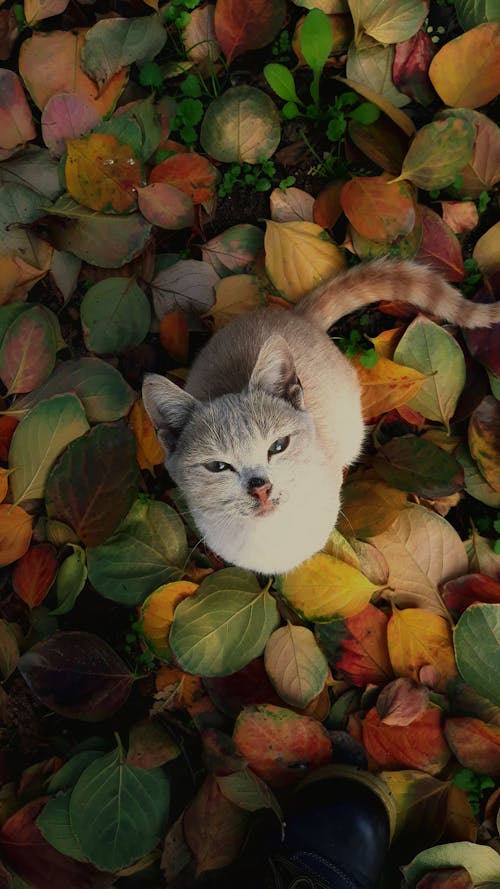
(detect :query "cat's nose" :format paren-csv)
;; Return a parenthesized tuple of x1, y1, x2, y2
(247, 477, 272, 504)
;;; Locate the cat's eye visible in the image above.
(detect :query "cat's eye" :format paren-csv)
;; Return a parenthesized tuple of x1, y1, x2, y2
(204, 460, 234, 473)
(268, 436, 290, 457)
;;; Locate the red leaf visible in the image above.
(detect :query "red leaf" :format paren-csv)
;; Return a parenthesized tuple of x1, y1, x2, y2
(204, 656, 283, 718)
(441, 573, 500, 614)
(0, 415, 18, 462)
(12, 544, 57, 608)
(159, 312, 189, 363)
(214, 0, 286, 64)
(463, 274, 500, 376)
(416, 868, 473, 889)
(445, 717, 500, 776)
(335, 604, 393, 687)
(393, 30, 436, 107)
(416, 205, 465, 282)
(149, 152, 217, 206)
(362, 706, 451, 775)
(233, 704, 332, 788)
(0, 799, 110, 889)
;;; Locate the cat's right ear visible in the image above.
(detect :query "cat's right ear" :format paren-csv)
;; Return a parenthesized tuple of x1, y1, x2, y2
(142, 373, 197, 456)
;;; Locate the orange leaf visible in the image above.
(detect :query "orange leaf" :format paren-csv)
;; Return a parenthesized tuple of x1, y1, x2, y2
(440, 201, 478, 236)
(429, 22, 500, 109)
(159, 312, 189, 363)
(12, 544, 57, 608)
(362, 706, 451, 775)
(65, 134, 142, 214)
(154, 665, 203, 710)
(353, 354, 427, 420)
(387, 608, 458, 693)
(0, 253, 52, 305)
(0, 468, 9, 504)
(445, 717, 500, 777)
(334, 604, 393, 687)
(19, 29, 127, 115)
(150, 152, 218, 206)
(128, 398, 165, 474)
(233, 704, 332, 788)
(0, 503, 32, 567)
(341, 174, 416, 242)
(313, 180, 345, 229)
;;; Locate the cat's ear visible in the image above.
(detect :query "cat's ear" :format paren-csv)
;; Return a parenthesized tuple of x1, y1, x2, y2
(142, 373, 197, 455)
(249, 335, 304, 409)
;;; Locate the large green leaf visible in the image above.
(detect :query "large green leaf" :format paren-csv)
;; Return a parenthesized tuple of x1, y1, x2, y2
(264, 624, 328, 708)
(393, 316, 466, 429)
(81, 277, 151, 355)
(393, 117, 475, 189)
(87, 499, 188, 605)
(7, 357, 136, 423)
(454, 604, 500, 706)
(69, 746, 170, 871)
(37, 795, 87, 862)
(45, 422, 139, 547)
(170, 568, 280, 677)
(372, 435, 464, 498)
(9, 394, 89, 505)
(200, 86, 280, 163)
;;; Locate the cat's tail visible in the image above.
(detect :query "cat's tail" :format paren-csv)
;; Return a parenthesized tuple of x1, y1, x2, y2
(293, 259, 500, 330)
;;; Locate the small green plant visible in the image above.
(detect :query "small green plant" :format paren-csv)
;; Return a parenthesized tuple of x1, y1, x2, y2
(271, 29, 292, 62)
(218, 159, 277, 197)
(164, 0, 202, 30)
(461, 257, 483, 295)
(171, 76, 205, 145)
(453, 768, 495, 815)
(477, 190, 491, 214)
(336, 328, 379, 367)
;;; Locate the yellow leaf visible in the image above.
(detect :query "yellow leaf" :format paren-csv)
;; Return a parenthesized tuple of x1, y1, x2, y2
(65, 134, 142, 214)
(429, 22, 500, 109)
(387, 608, 458, 693)
(353, 354, 427, 420)
(205, 275, 263, 331)
(280, 551, 379, 622)
(264, 221, 345, 301)
(0, 253, 52, 305)
(473, 221, 500, 278)
(139, 581, 198, 658)
(128, 399, 165, 474)
(0, 504, 32, 567)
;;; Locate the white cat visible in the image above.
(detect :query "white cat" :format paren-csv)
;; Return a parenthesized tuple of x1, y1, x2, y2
(143, 260, 499, 575)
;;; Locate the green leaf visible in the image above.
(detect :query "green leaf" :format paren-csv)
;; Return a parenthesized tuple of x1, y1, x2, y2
(97, 97, 162, 164)
(69, 747, 170, 871)
(216, 768, 283, 824)
(6, 357, 136, 424)
(393, 117, 475, 190)
(48, 750, 106, 793)
(37, 794, 87, 862)
(282, 101, 300, 119)
(264, 624, 328, 708)
(81, 278, 151, 355)
(81, 14, 167, 90)
(0, 305, 30, 349)
(454, 604, 500, 707)
(393, 316, 466, 429)
(9, 394, 89, 505)
(372, 435, 464, 499)
(87, 499, 188, 605)
(200, 86, 281, 163)
(263, 63, 300, 103)
(170, 568, 280, 677)
(50, 545, 88, 616)
(348, 102, 380, 124)
(454, 0, 500, 31)
(300, 8, 333, 82)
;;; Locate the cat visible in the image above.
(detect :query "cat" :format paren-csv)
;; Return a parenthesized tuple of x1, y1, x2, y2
(142, 259, 500, 575)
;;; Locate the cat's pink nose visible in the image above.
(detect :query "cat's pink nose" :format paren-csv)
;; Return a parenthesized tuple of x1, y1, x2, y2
(248, 478, 272, 504)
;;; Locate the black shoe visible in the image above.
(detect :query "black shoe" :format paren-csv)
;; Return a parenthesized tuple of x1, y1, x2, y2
(260, 765, 396, 889)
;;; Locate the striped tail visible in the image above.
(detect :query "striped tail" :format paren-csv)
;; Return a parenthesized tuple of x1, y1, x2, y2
(293, 259, 500, 331)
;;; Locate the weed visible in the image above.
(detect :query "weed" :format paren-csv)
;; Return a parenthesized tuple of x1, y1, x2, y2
(336, 328, 379, 367)
(218, 159, 277, 197)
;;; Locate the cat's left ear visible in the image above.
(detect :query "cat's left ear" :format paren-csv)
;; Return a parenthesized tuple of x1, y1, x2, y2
(142, 373, 198, 456)
(249, 335, 304, 409)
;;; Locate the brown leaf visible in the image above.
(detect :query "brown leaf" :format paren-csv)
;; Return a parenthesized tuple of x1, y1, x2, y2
(183, 775, 249, 875)
(377, 678, 430, 726)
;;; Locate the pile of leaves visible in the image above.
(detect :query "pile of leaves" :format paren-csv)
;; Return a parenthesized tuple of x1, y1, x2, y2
(0, 0, 499, 886)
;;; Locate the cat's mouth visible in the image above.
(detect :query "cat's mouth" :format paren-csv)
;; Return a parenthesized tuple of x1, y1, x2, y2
(253, 500, 278, 517)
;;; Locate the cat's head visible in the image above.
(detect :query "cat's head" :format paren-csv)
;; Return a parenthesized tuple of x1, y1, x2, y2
(142, 335, 340, 574)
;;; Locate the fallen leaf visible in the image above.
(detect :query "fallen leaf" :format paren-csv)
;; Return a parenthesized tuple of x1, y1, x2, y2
(233, 704, 332, 788)
(139, 580, 198, 659)
(454, 603, 500, 707)
(159, 312, 189, 362)
(349, 0, 428, 45)
(280, 551, 379, 622)
(0, 503, 32, 567)
(442, 573, 500, 614)
(348, 117, 408, 176)
(377, 678, 430, 726)
(473, 221, 500, 278)
(387, 607, 458, 693)
(201, 224, 264, 277)
(429, 22, 500, 109)
(200, 86, 281, 163)
(264, 220, 346, 300)
(81, 14, 166, 91)
(65, 134, 143, 214)
(0, 69, 36, 154)
(369, 505, 469, 614)
(346, 43, 410, 108)
(205, 275, 264, 331)
(127, 719, 180, 769)
(137, 183, 194, 229)
(445, 717, 500, 776)
(440, 201, 478, 236)
(128, 398, 165, 473)
(184, 775, 249, 875)
(24, 0, 69, 27)
(270, 187, 315, 223)
(393, 117, 475, 190)
(152, 259, 219, 317)
(416, 205, 465, 283)
(337, 478, 409, 538)
(183, 5, 220, 65)
(353, 354, 427, 420)
(150, 152, 217, 207)
(313, 180, 345, 228)
(393, 29, 436, 107)
(214, 0, 285, 63)
(468, 396, 500, 493)
(264, 624, 328, 708)
(341, 174, 416, 241)
(465, 528, 500, 579)
(41, 92, 100, 158)
(12, 544, 57, 608)
(362, 705, 451, 775)
(317, 603, 393, 687)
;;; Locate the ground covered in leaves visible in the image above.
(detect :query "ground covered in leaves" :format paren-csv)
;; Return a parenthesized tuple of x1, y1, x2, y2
(0, 0, 499, 887)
